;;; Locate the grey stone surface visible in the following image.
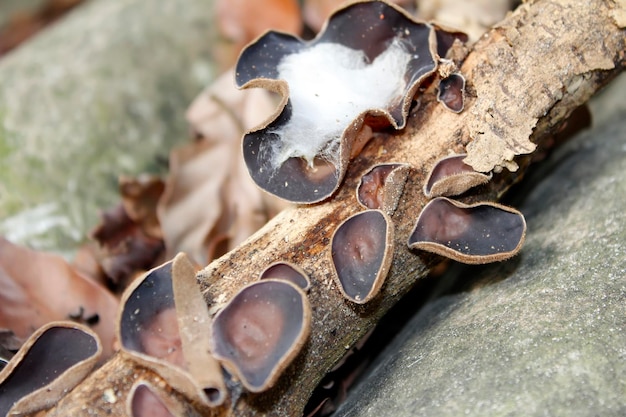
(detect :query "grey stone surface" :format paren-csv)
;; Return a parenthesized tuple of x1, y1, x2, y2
(589, 72, 626, 126)
(0, 0, 216, 254)
(335, 96, 626, 414)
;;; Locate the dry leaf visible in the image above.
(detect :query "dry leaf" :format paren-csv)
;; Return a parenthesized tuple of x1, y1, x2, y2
(90, 204, 164, 288)
(302, 0, 345, 32)
(0, 237, 118, 357)
(215, 0, 302, 69)
(0, 330, 22, 351)
(90, 176, 166, 288)
(416, 0, 515, 42)
(120, 175, 165, 240)
(158, 70, 290, 266)
(71, 242, 107, 287)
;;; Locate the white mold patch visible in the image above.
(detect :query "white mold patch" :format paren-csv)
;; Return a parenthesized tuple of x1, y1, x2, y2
(271, 40, 413, 168)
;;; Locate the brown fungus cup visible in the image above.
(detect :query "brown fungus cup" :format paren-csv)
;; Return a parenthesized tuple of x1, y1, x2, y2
(423, 153, 492, 198)
(357, 163, 411, 215)
(211, 279, 311, 393)
(235, 0, 438, 203)
(432, 23, 469, 60)
(408, 197, 526, 264)
(330, 209, 394, 304)
(0, 322, 101, 417)
(259, 261, 311, 291)
(0, 348, 11, 373)
(127, 380, 202, 417)
(118, 258, 225, 407)
(437, 73, 466, 113)
(118, 260, 179, 363)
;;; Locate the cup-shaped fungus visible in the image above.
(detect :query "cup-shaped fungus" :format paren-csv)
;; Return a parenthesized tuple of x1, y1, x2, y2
(118, 259, 224, 407)
(408, 197, 526, 264)
(211, 279, 311, 392)
(432, 24, 469, 59)
(119, 260, 181, 364)
(437, 73, 466, 113)
(357, 163, 410, 215)
(259, 261, 311, 291)
(128, 380, 202, 417)
(236, 0, 438, 203)
(0, 322, 101, 417)
(330, 210, 394, 303)
(423, 153, 492, 198)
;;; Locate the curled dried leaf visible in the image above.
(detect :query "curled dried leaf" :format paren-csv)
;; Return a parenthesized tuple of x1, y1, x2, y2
(417, 0, 514, 41)
(215, 0, 301, 69)
(91, 200, 164, 289)
(159, 70, 289, 266)
(0, 237, 118, 357)
(119, 175, 165, 240)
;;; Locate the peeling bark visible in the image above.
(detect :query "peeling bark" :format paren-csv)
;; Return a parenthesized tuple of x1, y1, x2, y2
(45, 0, 625, 416)
(464, 0, 623, 172)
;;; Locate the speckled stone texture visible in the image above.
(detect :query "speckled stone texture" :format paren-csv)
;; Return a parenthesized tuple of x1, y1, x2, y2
(0, 0, 215, 254)
(335, 78, 626, 416)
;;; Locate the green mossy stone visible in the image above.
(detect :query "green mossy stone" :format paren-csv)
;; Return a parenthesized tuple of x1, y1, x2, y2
(335, 80, 626, 416)
(0, 0, 216, 255)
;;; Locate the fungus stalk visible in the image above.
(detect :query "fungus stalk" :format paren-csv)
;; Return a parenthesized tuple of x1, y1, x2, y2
(45, 0, 625, 415)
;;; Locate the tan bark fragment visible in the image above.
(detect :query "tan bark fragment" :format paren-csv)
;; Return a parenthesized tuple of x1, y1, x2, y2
(610, 0, 626, 27)
(464, 0, 617, 172)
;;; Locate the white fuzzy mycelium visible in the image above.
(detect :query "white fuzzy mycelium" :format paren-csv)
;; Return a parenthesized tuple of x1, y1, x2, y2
(270, 39, 413, 169)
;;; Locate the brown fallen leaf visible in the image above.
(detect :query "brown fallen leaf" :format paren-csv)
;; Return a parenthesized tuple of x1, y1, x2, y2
(90, 176, 165, 289)
(214, 0, 302, 69)
(120, 174, 165, 240)
(72, 242, 107, 287)
(0, 329, 22, 351)
(0, 237, 118, 357)
(158, 70, 290, 266)
(416, 0, 515, 42)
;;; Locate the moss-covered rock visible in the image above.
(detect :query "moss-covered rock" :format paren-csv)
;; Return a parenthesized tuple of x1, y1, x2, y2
(0, 0, 216, 254)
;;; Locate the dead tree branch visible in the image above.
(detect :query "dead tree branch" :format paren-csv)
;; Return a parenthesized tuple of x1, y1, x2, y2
(47, 0, 625, 415)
